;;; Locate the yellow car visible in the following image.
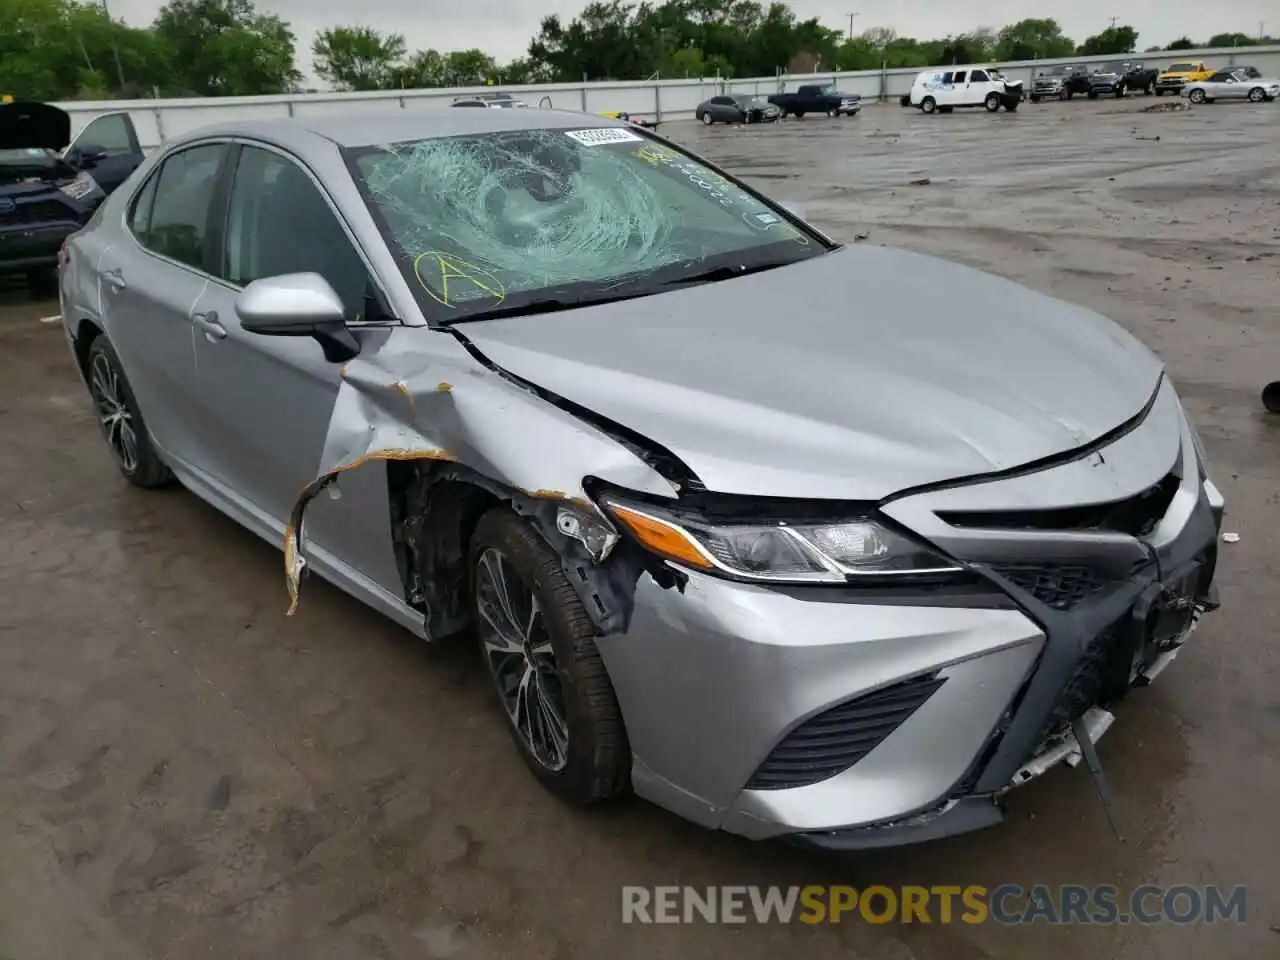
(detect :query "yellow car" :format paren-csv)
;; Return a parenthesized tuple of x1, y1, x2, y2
(1154, 61, 1213, 95)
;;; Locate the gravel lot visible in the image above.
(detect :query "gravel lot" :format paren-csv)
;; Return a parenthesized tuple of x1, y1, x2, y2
(1, 98, 1277, 959)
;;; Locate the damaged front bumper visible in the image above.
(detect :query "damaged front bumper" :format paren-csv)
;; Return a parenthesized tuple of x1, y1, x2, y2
(594, 378, 1224, 849)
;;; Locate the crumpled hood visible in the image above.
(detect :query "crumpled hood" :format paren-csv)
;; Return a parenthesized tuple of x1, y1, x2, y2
(463, 246, 1163, 501)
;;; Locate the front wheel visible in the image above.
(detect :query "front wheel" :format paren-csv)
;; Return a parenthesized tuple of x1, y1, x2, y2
(85, 336, 174, 488)
(920, 96, 937, 114)
(1264, 382, 1280, 414)
(985, 93, 1001, 112)
(1248, 87, 1265, 103)
(1188, 88, 1207, 104)
(700, 111, 713, 125)
(470, 508, 630, 802)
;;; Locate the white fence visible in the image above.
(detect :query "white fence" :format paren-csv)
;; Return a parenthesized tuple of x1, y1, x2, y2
(56, 43, 1280, 150)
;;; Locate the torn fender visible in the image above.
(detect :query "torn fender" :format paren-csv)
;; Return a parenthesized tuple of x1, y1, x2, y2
(283, 341, 678, 615)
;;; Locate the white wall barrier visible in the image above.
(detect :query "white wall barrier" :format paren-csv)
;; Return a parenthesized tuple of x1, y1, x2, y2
(55, 44, 1280, 149)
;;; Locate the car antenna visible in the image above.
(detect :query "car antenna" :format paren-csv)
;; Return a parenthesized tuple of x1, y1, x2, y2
(1071, 716, 1125, 841)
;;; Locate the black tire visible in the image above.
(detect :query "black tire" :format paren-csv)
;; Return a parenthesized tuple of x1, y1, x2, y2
(1004, 100, 1018, 111)
(469, 507, 630, 803)
(700, 111, 713, 125)
(85, 335, 174, 488)
(1088, 90, 1099, 100)
(900, 94, 910, 107)
(920, 96, 936, 114)
(1188, 88, 1206, 104)
(1263, 382, 1280, 414)
(1031, 94, 1041, 103)
(1155, 88, 1165, 96)
(794, 110, 805, 118)
(985, 93, 1001, 112)
(1247, 87, 1265, 103)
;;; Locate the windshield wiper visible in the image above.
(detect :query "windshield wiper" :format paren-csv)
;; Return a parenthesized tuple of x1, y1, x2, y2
(658, 258, 798, 289)
(444, 289, 653, 324)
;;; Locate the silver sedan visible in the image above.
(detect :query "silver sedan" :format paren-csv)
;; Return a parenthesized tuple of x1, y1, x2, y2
(57, 109, 1224, 850)
(1184, 69, 1280, 103)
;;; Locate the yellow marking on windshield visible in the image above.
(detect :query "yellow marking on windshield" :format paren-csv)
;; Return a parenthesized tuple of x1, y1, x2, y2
(412, 250, 506, 307)
(633, 144, 677, 166)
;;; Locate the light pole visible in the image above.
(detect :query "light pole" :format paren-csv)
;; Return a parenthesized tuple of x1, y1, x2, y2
(847, 12, 859, 42)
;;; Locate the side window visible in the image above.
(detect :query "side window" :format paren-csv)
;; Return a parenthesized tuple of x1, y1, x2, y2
(127, 168, 160, 240)
(940, 72, 954, 84)
(711, 96, 732, 105)
(72, 113, 136, 157)
(139, 143, 227, 270)
(953, 71, 967, 83)
(222, 146, 371, 320)
(971, 69, 988, 82)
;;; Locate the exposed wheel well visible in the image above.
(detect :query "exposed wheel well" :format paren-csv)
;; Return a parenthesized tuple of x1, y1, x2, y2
(72, 318, 104, 381)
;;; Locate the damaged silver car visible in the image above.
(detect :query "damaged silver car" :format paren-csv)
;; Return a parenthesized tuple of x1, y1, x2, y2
(57, 109, 1225, 850)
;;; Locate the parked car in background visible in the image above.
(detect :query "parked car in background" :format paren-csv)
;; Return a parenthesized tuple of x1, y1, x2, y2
(1, 103, 143, 289)
(910, 66, 1021, 114)
(452, 92, 528, 108)
(695, 94, 780, 125)
(1088, 61, 1158, 98)
(56, 107, 1225, 851)
(1155, 61, 1212, 95)
(1184, 69, 1280, 103)
(1031, 64, 1092, 101)
(768, 84, 860, 118)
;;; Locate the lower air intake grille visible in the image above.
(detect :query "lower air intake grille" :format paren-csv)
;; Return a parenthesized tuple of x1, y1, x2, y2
(746, 675, 945, 791)
(990, 564, 1111, 610)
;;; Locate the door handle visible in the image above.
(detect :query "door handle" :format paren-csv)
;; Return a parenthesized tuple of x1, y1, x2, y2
(192, 310, 226, 340)
(102, 268, 127, 292)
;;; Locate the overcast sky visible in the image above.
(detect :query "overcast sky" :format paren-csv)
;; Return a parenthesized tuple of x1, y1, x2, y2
(108, 0, 1270, 81)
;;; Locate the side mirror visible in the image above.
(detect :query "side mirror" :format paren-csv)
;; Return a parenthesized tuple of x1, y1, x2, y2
(235, 273, 360, 363)
(69, 143, 106, 168)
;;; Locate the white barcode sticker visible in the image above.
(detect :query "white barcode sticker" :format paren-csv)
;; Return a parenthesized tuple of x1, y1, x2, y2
(565, 127, 643, 146)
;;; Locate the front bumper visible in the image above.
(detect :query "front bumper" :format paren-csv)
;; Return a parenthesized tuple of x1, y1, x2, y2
(596, 377, 1224, 848)
(1156, 79, 1188, 92)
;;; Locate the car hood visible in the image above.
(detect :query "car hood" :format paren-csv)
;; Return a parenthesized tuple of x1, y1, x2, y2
(0, 101, 71, 151)
(462, 246, 1164, 501)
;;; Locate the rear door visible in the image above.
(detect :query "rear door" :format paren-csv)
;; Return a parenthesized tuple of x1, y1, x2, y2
(65, 112, 144, 196)
(96, 142, 230, 468)
(188, 141, 402, 585)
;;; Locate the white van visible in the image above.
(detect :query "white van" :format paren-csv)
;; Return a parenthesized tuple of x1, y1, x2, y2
(909, 66, 1023, 114)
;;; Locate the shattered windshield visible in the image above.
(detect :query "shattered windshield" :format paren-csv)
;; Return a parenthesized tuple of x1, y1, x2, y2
(346, 127, 825, 322)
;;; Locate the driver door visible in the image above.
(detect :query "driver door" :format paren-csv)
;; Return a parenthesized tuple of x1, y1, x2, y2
(64, 111, 144, 195)
(186, 142, 403, 590)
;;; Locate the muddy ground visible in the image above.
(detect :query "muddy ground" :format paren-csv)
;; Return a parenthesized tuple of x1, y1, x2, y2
(1, 98, 1277, 959)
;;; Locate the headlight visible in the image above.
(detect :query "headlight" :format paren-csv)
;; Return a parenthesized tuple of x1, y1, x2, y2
(58, 171, 98, 201)
(599, 496, 962, 583)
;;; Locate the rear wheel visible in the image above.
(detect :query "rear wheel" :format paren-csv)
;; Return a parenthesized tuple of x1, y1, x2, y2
(470, 508, 630, 802)
(85, 335, 174, 488)
(985, 93, 1001, 112)
(1263, 382, 1280, 414)
(920, 96, 936, 114)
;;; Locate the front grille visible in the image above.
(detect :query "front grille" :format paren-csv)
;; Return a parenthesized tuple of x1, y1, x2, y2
(988, 563, 1112, 611)
(0, 198, 76, 227)
(746, 675, 945, 791)
(940, 472, 1179, 538)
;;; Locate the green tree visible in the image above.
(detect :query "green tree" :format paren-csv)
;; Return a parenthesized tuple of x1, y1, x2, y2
(443, 49, 499, 85)
(1206, 33, 1256, 47)
(1165, 36, 1196, 50)
(312, 26, 405, 91)
(994, 19, 1075, 61)
(1077, 25, 1139, 56)
(153, 0, 301, 96)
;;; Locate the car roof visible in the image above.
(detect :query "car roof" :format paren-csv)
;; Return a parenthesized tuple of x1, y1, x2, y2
(168, 108, 632, 152)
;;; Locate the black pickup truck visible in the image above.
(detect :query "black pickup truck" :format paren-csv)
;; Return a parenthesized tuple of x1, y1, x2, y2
(1030, 64, 1092, 101)
(767, 84, 861, 118)
(1088, 60, 1159, 98)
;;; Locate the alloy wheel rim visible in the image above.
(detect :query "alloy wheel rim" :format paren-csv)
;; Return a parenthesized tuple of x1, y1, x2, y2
(89, 352, 138, 473)
(475, 547, 569, 772)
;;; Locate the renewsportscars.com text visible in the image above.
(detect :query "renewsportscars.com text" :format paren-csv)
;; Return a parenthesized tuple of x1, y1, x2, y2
(621, 884, 1248, 925)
